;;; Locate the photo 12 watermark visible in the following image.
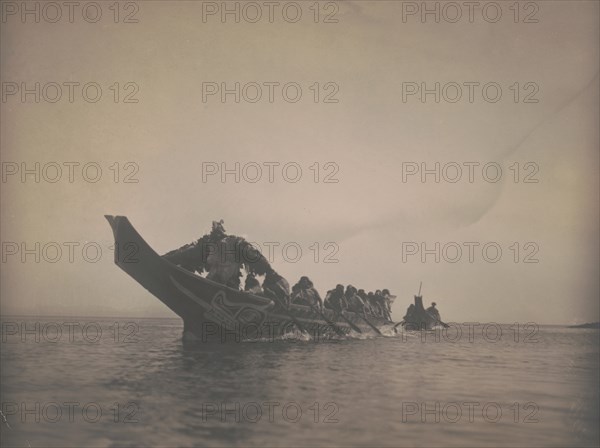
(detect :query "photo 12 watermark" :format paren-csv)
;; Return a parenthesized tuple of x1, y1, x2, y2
(401, 322, 540, 344)
(401, 162, 539, 184)
(200, 401, 339, 423)
(400, 401, 539, 423)
(400, 2, 539, 24)
(401, 241, 540, 264)
(1, 2, 140, 24)
(1, 241, 140, 264)
(401, 81, 539, 103)
(187, 320, 360, 343)
(183, 321, 539, 344)
(1, 321, 140, 343)
(239, 241, 339, 264)
(1, 162, 140, 184)
(166, 239, 340, 266)
(200, 1, 339, 24)
(0, 401, 140, 424)
(1, 82, 140, 104)
(202, 162, 339, 184)
(201, 82, 339, 103)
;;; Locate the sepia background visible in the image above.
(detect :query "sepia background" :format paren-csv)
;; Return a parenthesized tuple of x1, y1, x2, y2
(1, 0, 598, 324)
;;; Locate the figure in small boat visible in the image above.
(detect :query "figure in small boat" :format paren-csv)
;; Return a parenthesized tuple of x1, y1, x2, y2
(426, 302, 441, 322)
(404, 303, 415, 321)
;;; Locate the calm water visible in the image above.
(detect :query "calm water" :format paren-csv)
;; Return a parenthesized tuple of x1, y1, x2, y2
(1, 317, 598, 447)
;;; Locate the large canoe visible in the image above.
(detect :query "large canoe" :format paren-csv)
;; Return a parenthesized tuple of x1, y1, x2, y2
(105, 216, 393, 341)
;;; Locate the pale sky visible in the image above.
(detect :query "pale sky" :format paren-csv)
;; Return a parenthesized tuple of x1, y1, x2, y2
(1, 1, 598, 324)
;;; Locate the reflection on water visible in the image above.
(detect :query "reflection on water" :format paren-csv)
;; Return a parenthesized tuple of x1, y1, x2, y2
(1, 318, 598, 447)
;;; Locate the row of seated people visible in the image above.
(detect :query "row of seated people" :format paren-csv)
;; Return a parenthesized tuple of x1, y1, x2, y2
(289, 277, 393, 320)
(243, 273, 393, 320)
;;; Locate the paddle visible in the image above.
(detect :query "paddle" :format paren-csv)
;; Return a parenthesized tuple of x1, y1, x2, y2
(300, 290, 347, 337)
(343, 291, 383, 335)
(418, 283, 449, 328)
(393, 320, 405, 329)
(330, 291, 381, 335)
(426, 311, 449, 328)
(312, 305, 348, 337)
(333, 309, 363, 334)
(354, 312, 383, 335)
(265, 287, 308, 335)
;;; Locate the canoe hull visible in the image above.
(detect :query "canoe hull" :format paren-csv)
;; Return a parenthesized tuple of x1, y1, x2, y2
(403, 296, 439, 330)
(105, 216, 392, 341)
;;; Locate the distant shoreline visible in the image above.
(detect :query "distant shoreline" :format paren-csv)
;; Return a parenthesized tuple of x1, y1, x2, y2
(568, 322, 600, 329)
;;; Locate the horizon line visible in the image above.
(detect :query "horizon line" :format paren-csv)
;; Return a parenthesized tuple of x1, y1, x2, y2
(0, 313, 596, 327)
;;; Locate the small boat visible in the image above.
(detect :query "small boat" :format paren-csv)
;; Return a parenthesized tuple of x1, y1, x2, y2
(393, 281, 446, 331)
(402, 295, 441, 331)
(105, 216, 393, 341)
